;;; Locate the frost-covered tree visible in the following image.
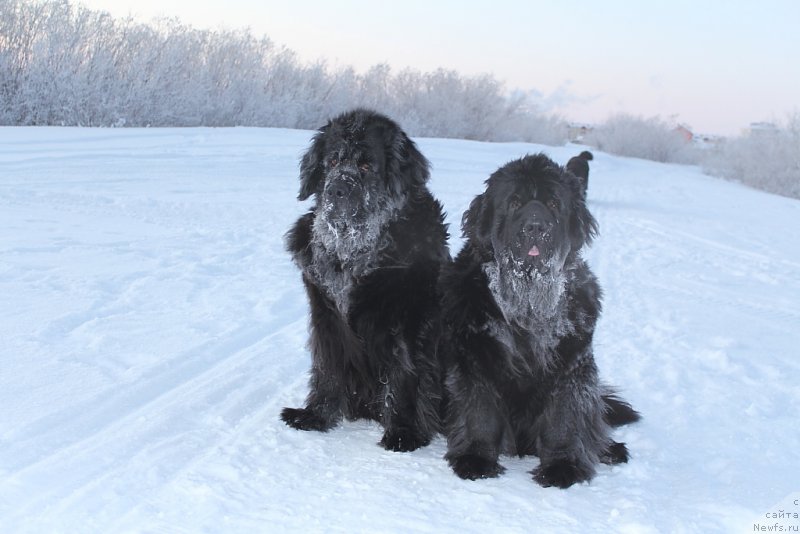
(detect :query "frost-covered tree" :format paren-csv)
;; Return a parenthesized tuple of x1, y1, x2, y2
(703, 114, 800, 199)
(0, 0, 566, 144)
(585, 113, 698, 164)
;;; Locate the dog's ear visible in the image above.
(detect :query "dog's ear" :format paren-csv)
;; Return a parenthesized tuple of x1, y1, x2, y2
(398, 132, 430, 187)
(297, 127, 328, 201)
(564, 170, 598, 249)
(386, 129, 430, 195)
(461, 192, 494, 248)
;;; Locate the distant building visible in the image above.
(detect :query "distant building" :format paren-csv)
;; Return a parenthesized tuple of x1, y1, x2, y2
(673, 123, 694, 142)
(568, 122, 593, 142)
(746, 122, 779, 137)
(692, 133, 725, 149)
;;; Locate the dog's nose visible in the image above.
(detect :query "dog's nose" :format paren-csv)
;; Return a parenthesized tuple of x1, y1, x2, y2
(326, 175, 358, 201)
(522, 219, 546, 236)
(326, 182, 349, 199)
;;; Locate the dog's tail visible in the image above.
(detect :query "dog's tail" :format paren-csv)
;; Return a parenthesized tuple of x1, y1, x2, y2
(602, 391, 641, 427)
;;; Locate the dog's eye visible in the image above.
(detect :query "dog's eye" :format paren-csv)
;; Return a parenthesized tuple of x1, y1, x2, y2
(329, 157, 339, 167)
(359, 163, 371, 173)
(547, 199, 559, 212)
(509, 198, 521, 211)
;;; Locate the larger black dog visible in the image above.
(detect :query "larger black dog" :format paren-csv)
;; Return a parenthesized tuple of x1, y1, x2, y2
(440, 153, 638, 488)
(281, 109, 449, 452)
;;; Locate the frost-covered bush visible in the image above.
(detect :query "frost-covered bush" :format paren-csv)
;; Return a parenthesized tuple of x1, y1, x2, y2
(702, 114, 800, 199)
(0, 0, 566, 144)
(585, 114, 698, 164)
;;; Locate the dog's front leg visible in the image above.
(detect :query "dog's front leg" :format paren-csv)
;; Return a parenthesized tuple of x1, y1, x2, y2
(532, 353, 622, 488)
(281, 280, 352, 432)
(444, 367, 507, 480)
(371, 332, 433, 452)
(350, 266, 442, 452)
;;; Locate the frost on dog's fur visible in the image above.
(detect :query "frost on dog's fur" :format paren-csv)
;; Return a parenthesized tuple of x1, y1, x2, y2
(308, 194, 405, 315)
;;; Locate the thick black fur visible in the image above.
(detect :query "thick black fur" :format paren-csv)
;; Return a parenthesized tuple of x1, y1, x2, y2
(566, 150, 593, 197)
(440, 153, 639, 488)
(281, 109, 450, 452)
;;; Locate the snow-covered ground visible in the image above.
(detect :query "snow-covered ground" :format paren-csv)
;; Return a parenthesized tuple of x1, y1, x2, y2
(1, 127, 798, 533)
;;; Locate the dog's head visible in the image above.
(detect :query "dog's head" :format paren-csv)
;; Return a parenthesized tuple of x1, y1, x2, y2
(297, 109, 429, 226)
(463, 153, 597, 276)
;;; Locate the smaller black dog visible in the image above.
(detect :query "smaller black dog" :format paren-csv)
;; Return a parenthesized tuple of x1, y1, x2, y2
(566, 150, 593, 197)
(440, 153, 638, 488)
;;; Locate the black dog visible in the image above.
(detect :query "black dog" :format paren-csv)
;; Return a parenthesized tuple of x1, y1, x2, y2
(281, 109, 450, 452)
(439, 153, 638, 488)
(566, 150, 593, 196)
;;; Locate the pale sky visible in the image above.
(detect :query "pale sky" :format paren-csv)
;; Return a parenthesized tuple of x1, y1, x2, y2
(78, 0, 799, 135)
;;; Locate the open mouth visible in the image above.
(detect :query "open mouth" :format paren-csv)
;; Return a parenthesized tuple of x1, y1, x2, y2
(508, 242, 551, 275)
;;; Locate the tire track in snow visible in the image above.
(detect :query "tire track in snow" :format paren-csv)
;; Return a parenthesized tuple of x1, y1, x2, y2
(623, 218, 800, 272)
(2, 323, 270, 470)
(3, 300, 305, 469)
(1, 312, 310, 528)
(107, 353, 315, 531)
(613, 218, 800, 324)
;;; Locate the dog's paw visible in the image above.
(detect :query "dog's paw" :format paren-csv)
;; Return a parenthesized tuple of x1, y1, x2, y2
(280, 407, 331, 431)
(600, 441, 630, 465)
(448, 454, 506, 480)
(380, 428, 429, 452)
(532, 459, 592, 489)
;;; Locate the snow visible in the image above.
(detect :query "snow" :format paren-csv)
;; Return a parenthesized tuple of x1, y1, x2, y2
(1, 126, 799, 533)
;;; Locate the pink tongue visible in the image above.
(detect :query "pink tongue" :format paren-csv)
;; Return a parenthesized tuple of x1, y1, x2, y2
(528, 245, 540, 257)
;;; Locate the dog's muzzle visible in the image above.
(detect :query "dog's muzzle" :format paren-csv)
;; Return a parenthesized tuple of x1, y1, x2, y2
(511, 203, 556, 271)
(323, 173, 363, 219)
